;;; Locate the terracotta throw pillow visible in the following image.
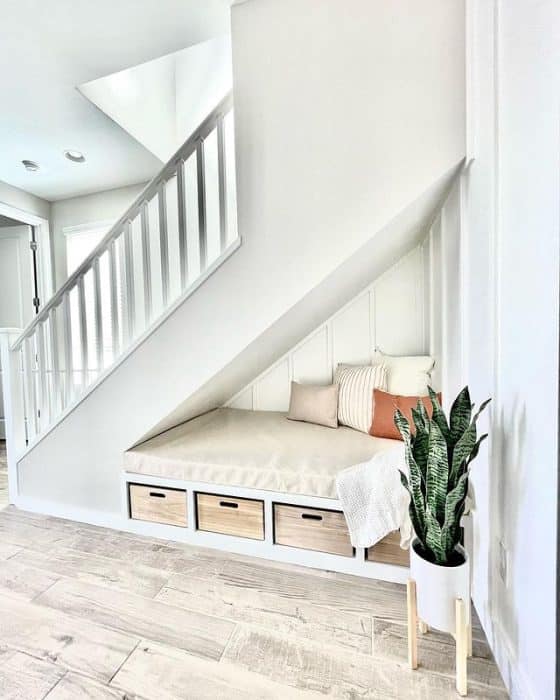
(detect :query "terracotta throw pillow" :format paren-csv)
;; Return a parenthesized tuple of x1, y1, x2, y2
(370, 389, 442, 441)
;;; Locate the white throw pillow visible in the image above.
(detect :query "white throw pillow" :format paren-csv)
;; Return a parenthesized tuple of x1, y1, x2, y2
(373, 349, 435, 396)
(334, 364, 387, 433)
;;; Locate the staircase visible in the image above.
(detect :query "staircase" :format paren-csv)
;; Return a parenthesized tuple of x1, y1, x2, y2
(0, 0, 466, 521)
(1, 93, 238, 458)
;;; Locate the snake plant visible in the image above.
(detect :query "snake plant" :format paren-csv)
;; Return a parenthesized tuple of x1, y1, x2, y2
(398, 386, 490, 566)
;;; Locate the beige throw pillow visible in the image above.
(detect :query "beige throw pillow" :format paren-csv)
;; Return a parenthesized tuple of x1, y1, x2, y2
(287, 381, 339, 429)
(334, 364, 388, 433)
(373, 349, 435, 396)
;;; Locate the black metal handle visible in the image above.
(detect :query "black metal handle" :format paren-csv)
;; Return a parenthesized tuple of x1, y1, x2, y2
(302, 513, 322, 521)
(149, 492, 166, 498)
(219, 501, 239, 509)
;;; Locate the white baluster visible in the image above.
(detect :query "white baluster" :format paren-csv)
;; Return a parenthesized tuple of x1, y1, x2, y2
(61, 292, 74, 406)
(48, 305, 62, 415)
(176, 160, 188, 290)
(158, 184, 170, 306)
(123, 221, 135, 341)
(93, 257, 104, 374)
(196, 139, 207, 270)
(140, 201, 152, 323)
(35, 321, 49, 429)
(217, 116, 228, 253)
(22, 336, 37, 441)
(77, 276, 88, 388)
(108, 239, 120, 359)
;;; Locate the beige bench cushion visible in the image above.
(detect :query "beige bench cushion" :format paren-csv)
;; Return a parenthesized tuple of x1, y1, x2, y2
(124, 408, 399, 499)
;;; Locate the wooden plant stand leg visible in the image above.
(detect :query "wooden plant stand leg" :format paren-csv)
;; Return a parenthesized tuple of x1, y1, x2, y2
(467, 619, 473, 658)
(419, 620, 428, 634)
(455, 598, 468, 696)
(407, 579, 418, 670)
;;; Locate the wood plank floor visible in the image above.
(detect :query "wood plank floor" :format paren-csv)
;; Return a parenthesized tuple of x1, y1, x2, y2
(0, 441, 8, 509)
(0, 469, 507, 697)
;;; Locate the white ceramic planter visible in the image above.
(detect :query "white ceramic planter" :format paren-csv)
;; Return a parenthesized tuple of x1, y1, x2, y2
(410, 539, 470, 634)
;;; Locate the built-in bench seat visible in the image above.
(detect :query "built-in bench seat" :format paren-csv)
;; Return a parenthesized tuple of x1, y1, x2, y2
(124, 407, 398, 499)
(123, 407, 409, 579)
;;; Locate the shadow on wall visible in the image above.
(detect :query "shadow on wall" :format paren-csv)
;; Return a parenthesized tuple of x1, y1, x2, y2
(488, 401, 525, 690)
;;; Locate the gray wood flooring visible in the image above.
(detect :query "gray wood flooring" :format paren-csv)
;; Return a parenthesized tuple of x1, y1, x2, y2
(0, 484, 507, 697)
(0, 441, 8, 508)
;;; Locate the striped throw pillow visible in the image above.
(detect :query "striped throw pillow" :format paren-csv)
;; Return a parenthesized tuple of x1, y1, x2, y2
(334, 364, 388, 433)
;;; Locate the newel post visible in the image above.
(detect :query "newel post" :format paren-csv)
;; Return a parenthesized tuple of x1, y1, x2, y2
(0, 329, 25, 504)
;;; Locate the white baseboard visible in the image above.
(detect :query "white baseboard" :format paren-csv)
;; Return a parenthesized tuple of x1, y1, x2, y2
(15, 495, 125, 532)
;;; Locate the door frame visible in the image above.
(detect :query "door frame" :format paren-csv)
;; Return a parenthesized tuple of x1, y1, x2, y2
(0, 201, 53, 316)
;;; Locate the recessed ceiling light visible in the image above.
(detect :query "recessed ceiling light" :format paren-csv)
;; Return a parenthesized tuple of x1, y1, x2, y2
(22, 159, 39, 172)
(64, 150, 86, 163)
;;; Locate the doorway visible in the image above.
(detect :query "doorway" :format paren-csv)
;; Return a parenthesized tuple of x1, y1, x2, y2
(0, 216, 37, 326)
(0, 215, 38, 443)
(0, 214, 42, 441)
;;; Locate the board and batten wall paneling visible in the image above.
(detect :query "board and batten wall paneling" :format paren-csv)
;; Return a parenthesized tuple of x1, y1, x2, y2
(426, 175, 463, 411)
(226, 246, 431, 412)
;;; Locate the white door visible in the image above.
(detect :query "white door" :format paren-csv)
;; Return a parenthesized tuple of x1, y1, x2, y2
(0, 225, 34, 438)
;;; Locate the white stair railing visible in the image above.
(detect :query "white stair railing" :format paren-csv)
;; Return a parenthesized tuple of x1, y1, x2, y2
(1, 92, 238, 458)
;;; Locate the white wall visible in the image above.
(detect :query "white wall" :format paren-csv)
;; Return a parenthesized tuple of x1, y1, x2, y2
(227, 247, 428, 411)
(232, 0, 465, 262)
(16, 0, 465, 525)
(50, 182, 148, 289)
(425, 175, 464, 406)
(465, 2, 559, 698)
(80, 36, 232, 163)
(175, 37, 232, 145)
(0, 179, 50, 222)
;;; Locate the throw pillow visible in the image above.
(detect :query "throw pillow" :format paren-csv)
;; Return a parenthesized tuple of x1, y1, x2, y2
(373, 349, 435, 396)
(334, 364, 387, 433)
(287, 381, 339, 428)
(370, 388, 442, 440)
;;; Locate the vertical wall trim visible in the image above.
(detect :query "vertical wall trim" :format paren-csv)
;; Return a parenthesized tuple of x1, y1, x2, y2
(428, 227, 435, 359)
(326, 320, 334, 382)
(465, 0, 477, 162)
(459, 171, 469, 385)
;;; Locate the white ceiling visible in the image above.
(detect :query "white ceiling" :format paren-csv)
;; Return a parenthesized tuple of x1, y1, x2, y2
(0, 0, 231, 202)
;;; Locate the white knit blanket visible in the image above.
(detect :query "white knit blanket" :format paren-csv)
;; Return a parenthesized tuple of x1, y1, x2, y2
(336, 444, 412, 549)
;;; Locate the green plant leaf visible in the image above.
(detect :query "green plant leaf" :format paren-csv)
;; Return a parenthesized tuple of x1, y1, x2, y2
(426, 421, 449, 524)
(428, 386, 450, 442)
(425, 506, 446, 564)
(400, 470, 426, 548)
(449, 386, 472, 445)
(394, 408, 411, 444)
(417, 398, 429, 425)
(410, 407, 423, 434)
(411, 426, 429, 487)
(450, 423, 477, 489)
(411, 399, 429, 434)
(466, 433, 488, 467)
(442, 472, 469, 554)
(401, 442, 426, 540)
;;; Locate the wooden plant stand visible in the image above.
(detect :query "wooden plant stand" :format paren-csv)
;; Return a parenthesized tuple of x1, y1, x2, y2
(407, 579, 472, 696)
